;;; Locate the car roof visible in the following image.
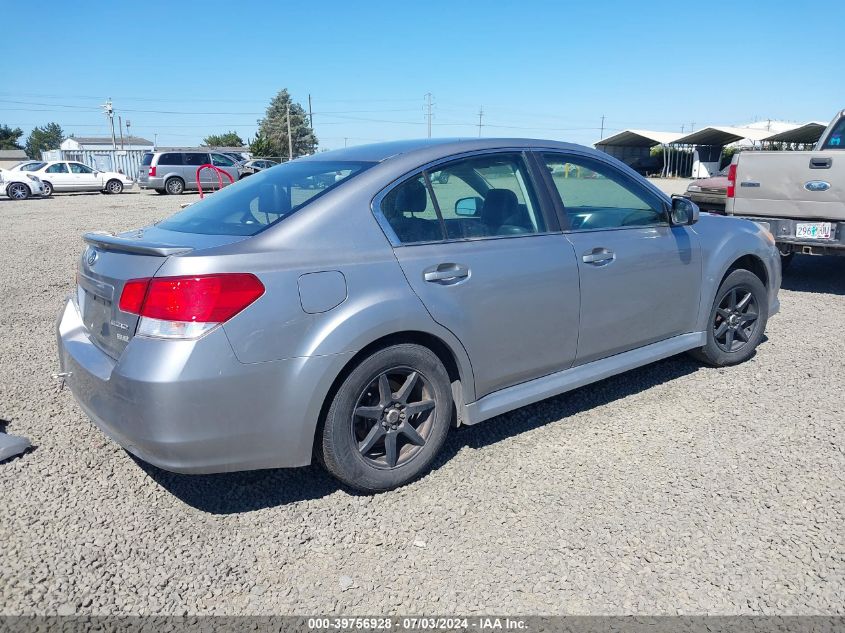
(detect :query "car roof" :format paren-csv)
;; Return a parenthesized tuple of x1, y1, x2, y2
(299, 138, 590, 164)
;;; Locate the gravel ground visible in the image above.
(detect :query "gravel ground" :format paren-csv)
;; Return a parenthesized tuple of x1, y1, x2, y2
(0, 189, 843, 616)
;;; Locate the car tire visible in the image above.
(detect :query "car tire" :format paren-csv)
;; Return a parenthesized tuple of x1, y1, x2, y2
(41, 181, 53, 197)
(690, 269, 768, 367)
(105, 179, 124, 194)
(320, 344, 453, 492)
(6, 182, 31, 200)
(164, 177, 184, 195)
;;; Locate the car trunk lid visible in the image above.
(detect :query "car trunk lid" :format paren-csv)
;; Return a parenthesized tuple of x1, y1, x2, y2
(78, 228, 245, 359)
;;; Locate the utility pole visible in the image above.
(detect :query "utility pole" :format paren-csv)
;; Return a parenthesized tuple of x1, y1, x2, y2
(600, 115, 605, 140)
(118, 115, 125, 149)
(344, 137, 348, 148)
(477, 106, 484, 137)
(153, 133, 158, 149)
(102, 98, 116, 149)
(125, 120, 132, 152)
(286, 102, 293, 161)
(425, 93, 433, 138)
(308, 94, 314, 129)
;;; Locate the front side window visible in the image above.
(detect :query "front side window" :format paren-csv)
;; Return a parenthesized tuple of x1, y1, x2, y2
(211, 153, 235, 167)
(542, 154, 666, 231)
(46, 163, 68, 174)
(157, 160, 373, 236)
(821, 117, 845, 149)
(69, 163, 94, 174)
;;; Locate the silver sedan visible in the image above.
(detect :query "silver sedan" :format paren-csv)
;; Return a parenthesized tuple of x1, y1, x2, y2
(56, 138, 781, 491)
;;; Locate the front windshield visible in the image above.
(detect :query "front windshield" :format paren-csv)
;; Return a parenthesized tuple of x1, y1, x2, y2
(157, 160, 374, 236)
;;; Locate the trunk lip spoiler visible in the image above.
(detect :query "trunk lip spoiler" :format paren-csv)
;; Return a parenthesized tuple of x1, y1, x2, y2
(83, 232, 193, 257)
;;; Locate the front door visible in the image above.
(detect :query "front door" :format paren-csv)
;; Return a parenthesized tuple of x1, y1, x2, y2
(378, 153, 581, 399)
(539, 152, 702, 365)
(69, 162, 102, 191)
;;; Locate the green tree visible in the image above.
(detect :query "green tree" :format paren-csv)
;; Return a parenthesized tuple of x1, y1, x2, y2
(25, 122, 64, 159)
(203, 131, 244, 147)
(257, 89, 317, 159)
(0, 124, 24, 150)
(248, 131, 274, 158)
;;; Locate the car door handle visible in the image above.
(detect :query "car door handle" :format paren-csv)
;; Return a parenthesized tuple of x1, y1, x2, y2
(809, 157, 832, 169)
(582, 248, 616, 265)
(423, 263, 470, 284)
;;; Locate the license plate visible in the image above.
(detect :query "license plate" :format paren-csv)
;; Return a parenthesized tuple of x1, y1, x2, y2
(795, 222, 832, 239)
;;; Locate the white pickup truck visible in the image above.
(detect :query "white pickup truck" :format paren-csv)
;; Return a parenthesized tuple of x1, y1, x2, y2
(725, 109, 845, 267)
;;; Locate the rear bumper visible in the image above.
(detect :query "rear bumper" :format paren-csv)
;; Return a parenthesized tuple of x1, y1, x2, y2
(736, 216, 845, 255)
(138, 176, 166, 189)
(56, 297, 351, 473)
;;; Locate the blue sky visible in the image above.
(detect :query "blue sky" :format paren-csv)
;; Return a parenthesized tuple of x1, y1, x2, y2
(2, 0, 843, 150)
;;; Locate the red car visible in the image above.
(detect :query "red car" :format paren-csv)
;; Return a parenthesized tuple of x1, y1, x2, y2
(685, 166, 729, 213)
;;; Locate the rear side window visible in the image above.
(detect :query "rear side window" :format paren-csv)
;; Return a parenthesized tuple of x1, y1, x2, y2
(157, 160, 373, 236)
(821, 117, 845, 149)
(379, 153, 545, 244)
(380, 175, 444, 244)
(158, 153, 183, 166)
(141, 153, 154, 166)
(184, 153, 210, 166)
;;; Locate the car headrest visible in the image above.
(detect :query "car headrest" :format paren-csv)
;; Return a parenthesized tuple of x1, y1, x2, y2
(257, 183, 291, 216)
(481, 188, 519, 225)
(393, 179, 428, 214)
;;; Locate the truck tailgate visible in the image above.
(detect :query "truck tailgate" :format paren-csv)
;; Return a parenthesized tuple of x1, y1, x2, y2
(731, 151, 845, 221)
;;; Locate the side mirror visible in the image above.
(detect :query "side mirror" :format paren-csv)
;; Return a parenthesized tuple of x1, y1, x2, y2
(455, 196, 483, 217)
(670, 195, 699, 226)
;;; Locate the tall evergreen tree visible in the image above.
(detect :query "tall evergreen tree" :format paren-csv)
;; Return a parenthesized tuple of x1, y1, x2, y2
(25, 122, 64, 159)
(0, 124, 24, 150)
(257, 89, 317, 159)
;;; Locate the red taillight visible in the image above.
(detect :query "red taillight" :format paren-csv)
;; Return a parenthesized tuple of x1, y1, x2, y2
(148, 165, 156, 177)
(120, 274, 264, 323)
(119, 278, 151, 314)
(726, 163, 737, 198)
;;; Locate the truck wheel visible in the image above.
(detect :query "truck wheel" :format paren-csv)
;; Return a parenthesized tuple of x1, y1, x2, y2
(319, 344, 453, 492)
(690, 269, 768, 367)
(165, 177, 184, 195)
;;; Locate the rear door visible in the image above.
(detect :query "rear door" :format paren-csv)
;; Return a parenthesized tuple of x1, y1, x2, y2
(379, 151, 580, 399)
(539, 152, 701, 365)
(43, 162, 73, 190)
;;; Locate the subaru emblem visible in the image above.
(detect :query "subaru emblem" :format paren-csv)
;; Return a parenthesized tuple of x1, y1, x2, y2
(86, 248, 98, 266)
(804, 180, 831, 192)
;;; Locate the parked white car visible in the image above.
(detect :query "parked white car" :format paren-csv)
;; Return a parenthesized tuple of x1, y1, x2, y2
(29, 161, 134, 196)
(0, 168, 45, 200)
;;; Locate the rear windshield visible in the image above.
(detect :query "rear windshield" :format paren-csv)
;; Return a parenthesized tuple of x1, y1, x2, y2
(19, 162, 45, 171)
(141, 153, 153, 166)
(157, 160, 375, 236)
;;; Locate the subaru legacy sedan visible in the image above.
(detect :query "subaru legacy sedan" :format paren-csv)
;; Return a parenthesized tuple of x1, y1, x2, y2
(57, 139, 781, 492)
